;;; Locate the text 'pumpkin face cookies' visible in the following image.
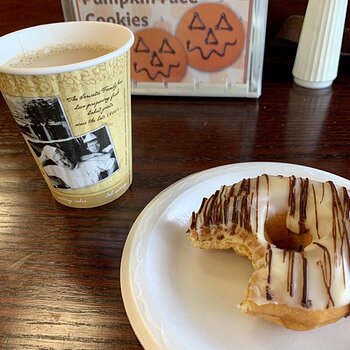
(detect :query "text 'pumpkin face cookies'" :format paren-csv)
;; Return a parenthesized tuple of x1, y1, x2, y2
(176, 3, 245, 72)
(131, 28, 187, 83)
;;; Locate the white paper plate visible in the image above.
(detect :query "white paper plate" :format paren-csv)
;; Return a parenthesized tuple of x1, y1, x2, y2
(121, 162, 350, 350)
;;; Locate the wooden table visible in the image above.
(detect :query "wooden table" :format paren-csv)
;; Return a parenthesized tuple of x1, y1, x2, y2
(1, 1, 350, 349)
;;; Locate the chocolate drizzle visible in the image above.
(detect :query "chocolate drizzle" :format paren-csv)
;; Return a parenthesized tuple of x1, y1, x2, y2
(266, 286, 273, 301)
(320, 182, 325, 203)
(314, 242, 334, 308)
(287, 251, 295, 297)
(288, 175, 296, 217)
(328, 181, 342, 265)
(189, 178, 255, 235)
(255, 176, 260, 232)
(312, 184, 320, 239)
(190, 197, 207, 229)
(344, 188, 350, 219)
(301, 254, 312, 308)
(205, 190, 219, 225)
(213, 189, 223, 224)
(266, 244, 273, 300)
(232, 195, 238, 224)
(282, 249, 287, 263)
(299, 178, 309, 234)
(238, 178, 250, 195)
(190, 211, 197, 230)
(266, 244, 272, 284)
(329, 183, 350, 287)
(238, 179, 252, 231)
(263, 175, 270, 222)
(342, 189, 350, 287)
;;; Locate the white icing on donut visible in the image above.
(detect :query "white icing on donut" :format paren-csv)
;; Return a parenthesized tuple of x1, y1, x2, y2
(189, 175, 350, 311)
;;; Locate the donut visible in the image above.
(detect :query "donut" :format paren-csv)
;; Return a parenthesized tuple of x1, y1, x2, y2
(187, 175, 350, 330)
(131, 28, 187, 83)
(176, 3, 245, 72)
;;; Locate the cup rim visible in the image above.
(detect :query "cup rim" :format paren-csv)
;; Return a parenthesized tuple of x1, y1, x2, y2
(0, 21, 134, 76)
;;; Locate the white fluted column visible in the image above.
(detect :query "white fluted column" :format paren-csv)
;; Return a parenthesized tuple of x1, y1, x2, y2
(292, 0, 348, 89)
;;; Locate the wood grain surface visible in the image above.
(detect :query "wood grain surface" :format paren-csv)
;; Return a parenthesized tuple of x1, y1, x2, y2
(1, 1, 350, 349)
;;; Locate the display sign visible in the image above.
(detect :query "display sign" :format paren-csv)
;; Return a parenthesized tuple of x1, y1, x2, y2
(61, 0, 268, 97)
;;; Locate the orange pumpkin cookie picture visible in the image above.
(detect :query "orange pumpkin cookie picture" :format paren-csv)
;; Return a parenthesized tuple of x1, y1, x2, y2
(131, 29, 187, 83)
(176, 3, 245, 72)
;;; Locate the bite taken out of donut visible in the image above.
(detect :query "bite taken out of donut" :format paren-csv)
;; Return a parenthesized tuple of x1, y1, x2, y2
(176, 3, 245, 72)
(187, 175, 350, 330)
(131, 28, 187, 83)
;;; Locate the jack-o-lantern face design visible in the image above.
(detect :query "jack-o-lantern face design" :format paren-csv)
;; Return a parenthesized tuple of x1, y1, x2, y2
(131, 29, 187, 83)
(176, 3, 245, 72)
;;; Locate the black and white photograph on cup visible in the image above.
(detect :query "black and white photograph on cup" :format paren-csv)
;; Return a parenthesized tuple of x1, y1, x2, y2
(2, 93, 73, 141)
(27, 126, 119, 190)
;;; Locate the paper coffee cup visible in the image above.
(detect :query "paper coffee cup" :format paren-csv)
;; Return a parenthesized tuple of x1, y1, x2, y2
(0, 22, 134, 208)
